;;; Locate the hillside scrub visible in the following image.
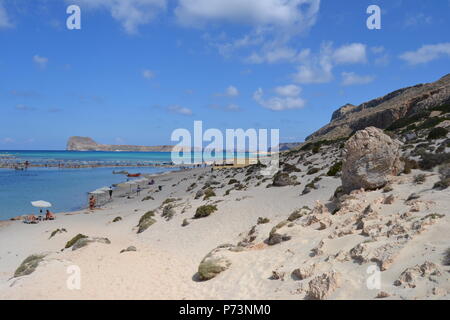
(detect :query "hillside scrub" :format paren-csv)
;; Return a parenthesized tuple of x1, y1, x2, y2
(194, 205, 218, 219)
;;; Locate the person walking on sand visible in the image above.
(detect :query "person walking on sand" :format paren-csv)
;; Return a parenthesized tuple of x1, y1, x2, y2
(108, 187, 113, 199)
(136, 185, 141, 196)
(89, 195, 96, 210)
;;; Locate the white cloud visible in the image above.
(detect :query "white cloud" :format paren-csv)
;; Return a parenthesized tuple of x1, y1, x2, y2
(246, 47, 310, 64)
(341, 72, 375, 86)
(333, 43, 367, 65)
(253, 87, 305, 111)
(178, 0, 320, 61)
(33, 55, 48, 69)
(216, 85, 239, 97)
(142, 69, 155, 79)
(292, 42, 333, 84)
(15, 104, 36, 111)
(0, 1, 12, 29)
(209, 103, 241, 112)
(226, 85, 239, 97)
(1, 137, 14, 144)
(404, 13, 433, 27)
(400, 43, 450, 65)
(70, 0, 167, 34)
(371, 46, 385, 54)
(292, 42, 367, 84)
(167, 105, 193, 116)
(175, 0, 320, 32)
(274, 84, 301, 97)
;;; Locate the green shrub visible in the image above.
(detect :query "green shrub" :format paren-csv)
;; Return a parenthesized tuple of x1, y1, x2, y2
(283, 163, 301, 173)
(162, 205, 175, 221)
(187, 183, 197, 192)
(432, 103, 450, 113)
(428, 127, 448, 140)
(387, 111, 430, 131)
(162, 198, 177, 205)
(257, 217, 270, 224)
(419, 153, 450, 170)
(444, 248, 450, 266)
(402, 157, 418, 174)
(14, 254, 46, 278)
(112, 216, 122, 223)
(334, 186, 344, 198)
(418, 117, 444, 130)
(65, 234, 88, 249)
(49, 228, 67, 239)
(288, 209, 304, 222)
(327, 161, 342, 176)
(142, 196, 154, 201)
(307, 167, 320, 175)
(194, 205, 218, 219)
(433, 179, 450, 190)
(137, 211, 156, 234)
(203, 188, 216, 200)
(413, 174, 426, 184)
(228, 179, 238, 185)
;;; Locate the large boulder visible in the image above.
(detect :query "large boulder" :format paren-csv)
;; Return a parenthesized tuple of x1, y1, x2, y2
(272, 171, 295, 187)
(342, 127, 404, 193)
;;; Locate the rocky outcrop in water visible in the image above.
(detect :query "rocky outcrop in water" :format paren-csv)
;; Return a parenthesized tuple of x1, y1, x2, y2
(67, 136, 179, 152)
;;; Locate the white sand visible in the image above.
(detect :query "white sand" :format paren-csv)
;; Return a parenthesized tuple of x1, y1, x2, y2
(0, 147, 449, 300)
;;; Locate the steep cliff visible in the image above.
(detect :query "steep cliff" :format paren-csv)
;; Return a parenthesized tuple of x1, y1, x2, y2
(306, 74, 450, 142)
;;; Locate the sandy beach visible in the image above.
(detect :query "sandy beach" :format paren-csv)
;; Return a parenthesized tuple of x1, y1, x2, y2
(1, 134, 449, 300)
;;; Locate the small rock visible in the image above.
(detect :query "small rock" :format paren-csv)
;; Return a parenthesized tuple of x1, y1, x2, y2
(306, 271, 341, 300)
(376, 291, 390, 299)
(120, 246, 137, 253)
(292, 264, 316, 280)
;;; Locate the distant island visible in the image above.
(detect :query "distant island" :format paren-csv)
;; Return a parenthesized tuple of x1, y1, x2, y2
(67, 136, 301, 153)
(67, 136, 178, 152)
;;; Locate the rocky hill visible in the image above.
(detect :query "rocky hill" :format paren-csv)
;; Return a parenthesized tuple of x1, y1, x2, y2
(306, 74, 450, 143)
(66, 136, 176, 152)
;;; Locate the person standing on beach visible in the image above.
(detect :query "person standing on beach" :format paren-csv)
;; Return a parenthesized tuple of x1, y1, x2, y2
(108, 187, 113, 199)
(89, 196, 96, 210)
(136, 186, 141, 196)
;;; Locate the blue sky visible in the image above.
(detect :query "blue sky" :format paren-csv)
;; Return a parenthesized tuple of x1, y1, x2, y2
(1, 0, 450, 150)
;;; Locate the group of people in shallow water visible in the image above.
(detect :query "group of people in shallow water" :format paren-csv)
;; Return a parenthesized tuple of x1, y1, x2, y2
(24, 210, 55, 224)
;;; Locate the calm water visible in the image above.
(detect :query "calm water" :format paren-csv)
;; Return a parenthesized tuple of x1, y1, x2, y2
(0, 166, 175, 220)
(0, 150, 249, 165)
(0, 150, 251, 220)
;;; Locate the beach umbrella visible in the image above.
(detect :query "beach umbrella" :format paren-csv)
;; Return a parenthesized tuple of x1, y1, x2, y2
(124, 180, 137, 192)
(31, 200, 52, 216)
(89, 190, 105, 195)
(31, 200, 52, 208)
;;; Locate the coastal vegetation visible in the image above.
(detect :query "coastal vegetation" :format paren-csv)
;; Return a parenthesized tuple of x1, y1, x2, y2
(194, 205, 217, 219)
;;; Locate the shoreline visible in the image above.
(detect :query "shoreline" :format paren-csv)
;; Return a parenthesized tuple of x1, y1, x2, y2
(0, 140, 448, 300)
(2, 167, 181, 223)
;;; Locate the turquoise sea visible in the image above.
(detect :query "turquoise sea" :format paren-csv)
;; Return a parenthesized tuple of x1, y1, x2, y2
(0, 150, 250, 220)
